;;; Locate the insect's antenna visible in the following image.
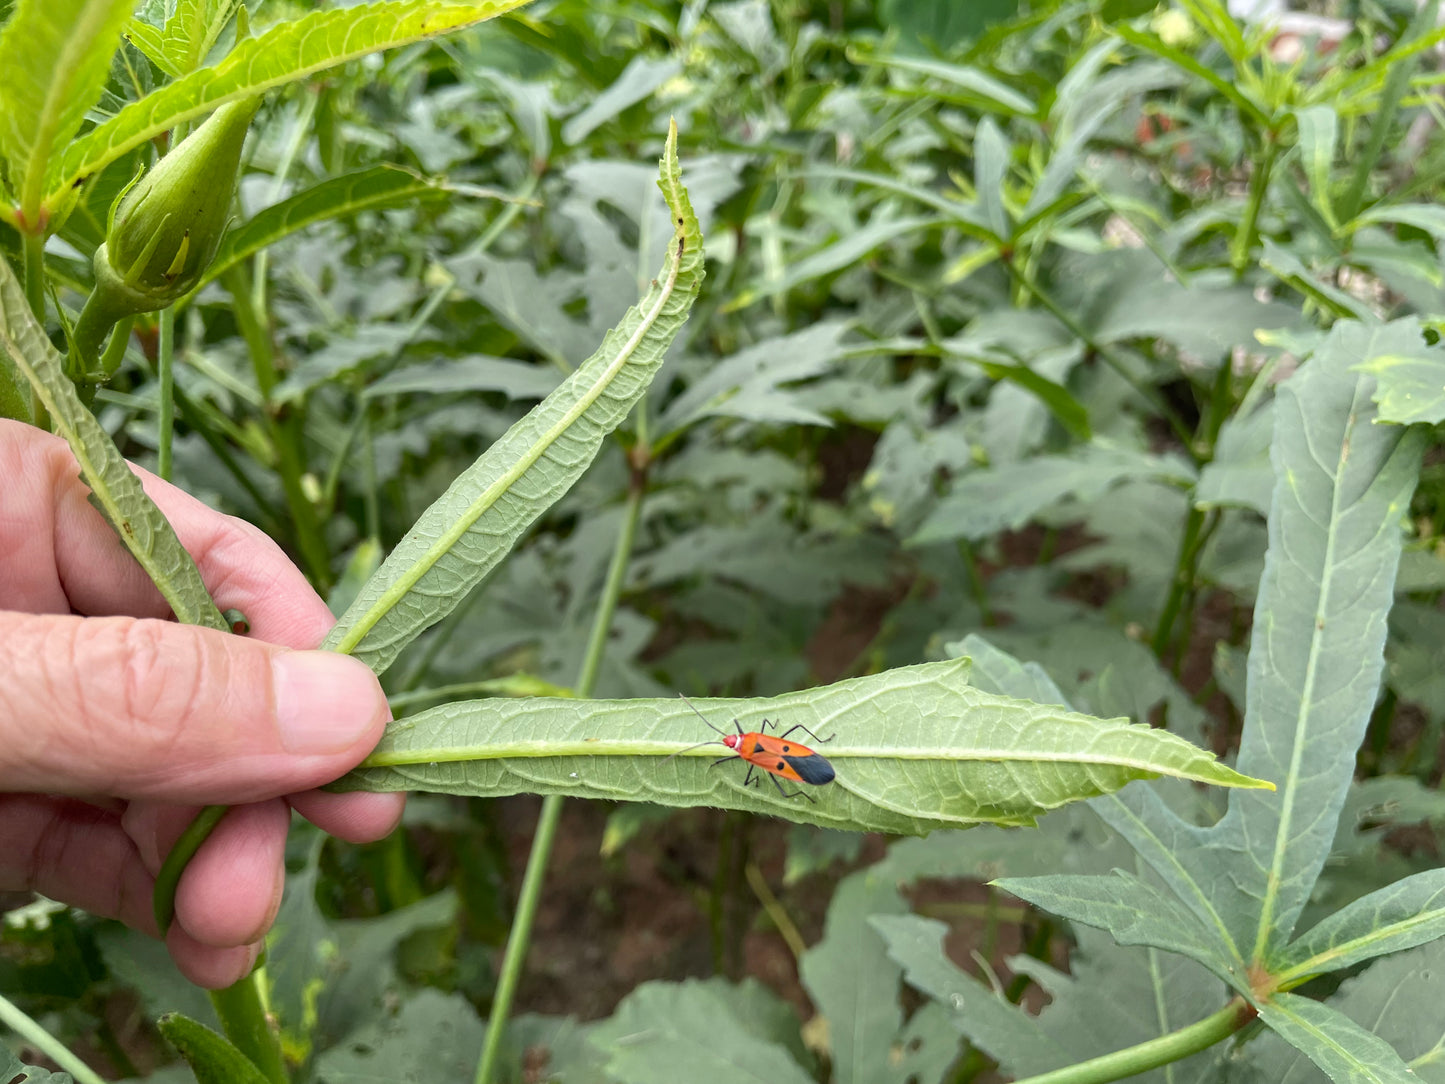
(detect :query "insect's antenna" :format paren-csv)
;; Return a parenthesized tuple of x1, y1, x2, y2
(661, 739, 722, 766)
(677, 693, 729, 736)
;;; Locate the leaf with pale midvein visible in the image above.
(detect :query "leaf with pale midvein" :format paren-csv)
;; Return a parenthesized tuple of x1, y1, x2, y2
(0, 256, 227, 631)
(189, 166, 456, 296)
(1089, 786, 1241, 970)
(1274, 868, 1445, 983)
(994, 872, 1244, 988)
(324, 123, 702, 674)
(0, 0, 135, 224)
(1213, 319, 1426, 960)
(46, 0, 535, 203)
(1256, 993, 1419, 1084)
(334, 660, 1270, 833)
(799, 874, 909, 1084)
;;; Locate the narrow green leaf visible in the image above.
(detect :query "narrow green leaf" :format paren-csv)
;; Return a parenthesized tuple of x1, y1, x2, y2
(974, 116, 1011, 238)
(157, 1013, 271, 1084)
(363, 355, 559, 401)
(160, 0, 242, 77)
(1219, 319, 1426, 960)
(955, 633, 1070, 705)
(0, 0, 135, 225)
(1090, 786, 1245, 980)
(561, 54, 682, 145)
(125, 0, 240, 79)
(46, 0, 535, 203)
(0, 254, 227, 631)
(336, 659, 1270, 833)
(874, 914, 1068, 1073)
(1276, 869, 1445, 983)
(854, 52, 1037, 116)
(656, 321, 851, 436)
(799, 876, 909, 1084)
(325, 122, 703, 674)
(122, 18, 168, 74)
(995, 871, 1244, 987)
(1353, 341, 1445, 426)
(724, 214, 934, 312)
(875, 914, 1234, 1082)
(1258, 993, 1419, 1084)
(965, 357, 1091, 442)
(1261, 240, 1376, 321)
(910, 444, 1195, 546)
(1354, 202, 1445, 240)
(1295, 105, 1339, 229)
(191, 165, 455, 295)
(1113, 23, 1270, 127)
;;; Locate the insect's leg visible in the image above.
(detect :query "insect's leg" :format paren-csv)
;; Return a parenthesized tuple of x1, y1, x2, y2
(758, 717, 776, 734)
(777, 722, 834, 744)
(767, 772, 813, 802)
(742, 762, 759, 788)
(711, 755, 734, 768)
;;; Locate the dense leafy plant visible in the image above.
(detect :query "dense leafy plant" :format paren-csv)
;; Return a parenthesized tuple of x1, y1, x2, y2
(5, 0, 1445, 1082)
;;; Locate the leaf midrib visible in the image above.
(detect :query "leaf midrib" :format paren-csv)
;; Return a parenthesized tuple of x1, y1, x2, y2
(1251, 382, 1361, 962)
(334, 229, 687, 657)
(362, 739, 1232, 772)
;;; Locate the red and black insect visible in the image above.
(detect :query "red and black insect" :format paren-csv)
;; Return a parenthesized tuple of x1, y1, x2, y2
(670, 695, 836, 801)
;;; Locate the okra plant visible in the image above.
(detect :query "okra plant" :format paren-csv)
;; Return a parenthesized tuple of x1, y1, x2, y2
(4, 1, 1445, 1083)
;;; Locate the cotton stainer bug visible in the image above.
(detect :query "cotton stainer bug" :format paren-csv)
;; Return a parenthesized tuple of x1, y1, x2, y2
(667, 695, 837, 801)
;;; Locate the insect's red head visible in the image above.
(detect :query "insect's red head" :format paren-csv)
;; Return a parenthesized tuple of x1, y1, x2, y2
(722, 733, 743, 752)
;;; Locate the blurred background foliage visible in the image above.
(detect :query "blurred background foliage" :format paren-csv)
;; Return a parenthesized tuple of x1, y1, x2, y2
(8, 0, 1445, 1080)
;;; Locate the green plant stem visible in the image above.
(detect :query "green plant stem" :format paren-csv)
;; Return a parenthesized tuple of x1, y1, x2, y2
(21, 230, 45, 322)
(99, 316, 135, 377)
(1007, 999, 1255, 1084)
(157, 307, 176, 480)
(1151, 504, 1208, 659)
(223, 267, 331, 589)
(1230, 132, 1279, 279)
(0, 991, 109, 1084)
(1153, 359, 1233, 660)
(1003, 260, 1194, 450)
(1166, 508, 1221, 677)
(154, 805, 230, 932)
(170, 381, 283, 534)
(957, 539, 994, 626)
(744, 861, 806, 960)
(209, 971, 288, 1084)
(472, 469, 649, 1084)
(1341, 21, 1418, 222)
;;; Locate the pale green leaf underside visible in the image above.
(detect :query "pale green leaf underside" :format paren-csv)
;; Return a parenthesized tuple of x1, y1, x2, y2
(0, 256, 227, 631)
(1222, 319, 1425, 960)
(1276, 868, 1445, 983)
(994, 871, 1244, 985)
(1257, 993, 1419, 1084)
(325, 123, 703, 674)
(47, 0, 534, 202)
(0, 0, 135, 221)
(126, 0, 243, 79)
(335, 659, 1270, 834)
(191, 165, 454, 296)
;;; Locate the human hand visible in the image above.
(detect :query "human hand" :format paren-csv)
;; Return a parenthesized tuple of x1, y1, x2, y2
(0, 419, 404, 988)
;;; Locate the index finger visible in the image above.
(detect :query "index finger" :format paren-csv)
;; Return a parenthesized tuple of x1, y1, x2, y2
(0, 419, 332, 649)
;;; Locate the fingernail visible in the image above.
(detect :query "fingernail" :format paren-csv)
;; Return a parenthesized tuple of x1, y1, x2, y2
(272, 651, 383, 755)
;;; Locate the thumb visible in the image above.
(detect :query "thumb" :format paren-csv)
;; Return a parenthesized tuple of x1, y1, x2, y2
(1, 612, 388, 803)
